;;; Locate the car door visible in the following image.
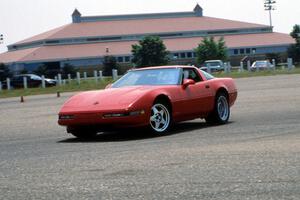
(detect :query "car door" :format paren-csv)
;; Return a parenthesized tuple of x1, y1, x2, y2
(179, 68, 214, 117)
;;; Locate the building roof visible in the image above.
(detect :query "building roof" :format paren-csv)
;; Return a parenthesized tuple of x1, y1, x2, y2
(0, 32, 294, 64)
(14, 16, 269, 45)
(72, 9, 81, 17)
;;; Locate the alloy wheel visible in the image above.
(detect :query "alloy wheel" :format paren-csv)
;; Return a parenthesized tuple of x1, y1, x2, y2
(150, 103, 170, 133)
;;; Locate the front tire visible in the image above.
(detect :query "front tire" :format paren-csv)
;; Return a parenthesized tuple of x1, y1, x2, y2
(206, 92, 230, 125)
(149, 101, 172, 134)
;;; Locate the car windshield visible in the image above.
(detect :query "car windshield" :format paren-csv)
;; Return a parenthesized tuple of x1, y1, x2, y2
(205, 62, 221, 67)
(30, 75, 42, 80)
(112, 68, 181, 88)
(255, 61, 267, 66)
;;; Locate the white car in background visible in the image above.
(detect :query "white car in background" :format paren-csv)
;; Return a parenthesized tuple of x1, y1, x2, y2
(200, 60, 224, 72)
(251, 60, 274, 71)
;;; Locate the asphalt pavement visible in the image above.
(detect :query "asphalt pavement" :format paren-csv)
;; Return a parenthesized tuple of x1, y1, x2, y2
(0, 74, 299, 200)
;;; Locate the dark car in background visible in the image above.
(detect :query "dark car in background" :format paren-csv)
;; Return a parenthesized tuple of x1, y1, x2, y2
(3, 74, 56, 89)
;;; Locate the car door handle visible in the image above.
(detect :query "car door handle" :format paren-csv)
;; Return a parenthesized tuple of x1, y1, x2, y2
(205, 85, 210, 89)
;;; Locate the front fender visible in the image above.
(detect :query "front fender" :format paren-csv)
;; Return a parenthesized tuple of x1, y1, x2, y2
(128, 89, 173, 116)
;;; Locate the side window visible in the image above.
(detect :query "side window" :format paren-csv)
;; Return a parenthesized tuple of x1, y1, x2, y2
(182, 68, 202, 83)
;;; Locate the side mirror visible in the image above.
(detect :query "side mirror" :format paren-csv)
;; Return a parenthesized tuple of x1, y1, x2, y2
(105, 83, 112, 89)
(182, 79, 195, 89)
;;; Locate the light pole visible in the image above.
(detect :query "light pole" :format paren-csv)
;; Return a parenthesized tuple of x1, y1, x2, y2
(264, 0, 276, 27)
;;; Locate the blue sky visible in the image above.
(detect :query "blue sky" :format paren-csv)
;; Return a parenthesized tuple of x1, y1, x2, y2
(0, 0, 299, 53)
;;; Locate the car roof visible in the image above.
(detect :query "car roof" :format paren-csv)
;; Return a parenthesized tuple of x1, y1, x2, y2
(14, 74, 36, 77)
(130, 65, 199, 71)
(204, 60, 222, 62)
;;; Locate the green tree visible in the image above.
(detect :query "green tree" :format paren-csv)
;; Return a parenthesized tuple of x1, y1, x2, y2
(290, 24, 300, 40)
(103, 55, 119, 76)
(34, 64, 48, 76)
(195, 37, 228, 65)
(62, 63, 76, 79)
(20, 68, 28, 74)
(288, 24, 300, 63)
(266, 53, 281, 64)
(0, 63, 12, 81)
(34, 63, 62, 78)
(131, 36, 169, 67)
(288, 45, 300, 63)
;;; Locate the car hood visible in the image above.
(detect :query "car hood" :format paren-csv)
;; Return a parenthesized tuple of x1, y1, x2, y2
(60, 86, 157, 113)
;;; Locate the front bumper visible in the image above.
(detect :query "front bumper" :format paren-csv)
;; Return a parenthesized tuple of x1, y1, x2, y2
(58, 110, 149, 128)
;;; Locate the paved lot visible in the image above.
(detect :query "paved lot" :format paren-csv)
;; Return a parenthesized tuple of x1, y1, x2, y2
(0, 74, 300, 200)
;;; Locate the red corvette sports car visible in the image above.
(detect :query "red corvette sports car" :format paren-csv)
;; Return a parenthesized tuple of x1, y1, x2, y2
(58, 66, 237, 138)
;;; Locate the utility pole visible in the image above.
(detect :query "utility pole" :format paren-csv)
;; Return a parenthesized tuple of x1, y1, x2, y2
(264, 0, 276, 27)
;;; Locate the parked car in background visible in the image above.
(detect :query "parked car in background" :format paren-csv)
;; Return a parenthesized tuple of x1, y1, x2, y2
(250, 60, 274, 71)
(200, 60, 224, 72)
(3, 74, 56, 89)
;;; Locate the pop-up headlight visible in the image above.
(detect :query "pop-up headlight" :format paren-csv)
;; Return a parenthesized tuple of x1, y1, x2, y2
(103, 110, 145, 118)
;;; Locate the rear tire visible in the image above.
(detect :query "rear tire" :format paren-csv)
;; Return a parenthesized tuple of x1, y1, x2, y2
(205, 92, 230, 125)
(149, 100, 172, 134)
(67, 126, 98, 139)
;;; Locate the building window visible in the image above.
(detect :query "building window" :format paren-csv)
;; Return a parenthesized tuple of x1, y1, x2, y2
(180, 52, 186, 58)
(192, 52, 196, 58)
(156, 33, 182, 38)
(45, 40, 60, 44)
(252, 48, 257, 54)
(173, 53, 179, 59)
(101, 37, 122, 41)
(246, 48, 251, 54)
(240, 49, 245, 54)
(73, 38, 85, 42)
(234, 49, 239, 55)
(117, 57, 124, 63)
(207, 30, 239, 35)
(87, 38, 100, 42)
(187, 52, 192, 58)
(124, 56, 130, 62)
